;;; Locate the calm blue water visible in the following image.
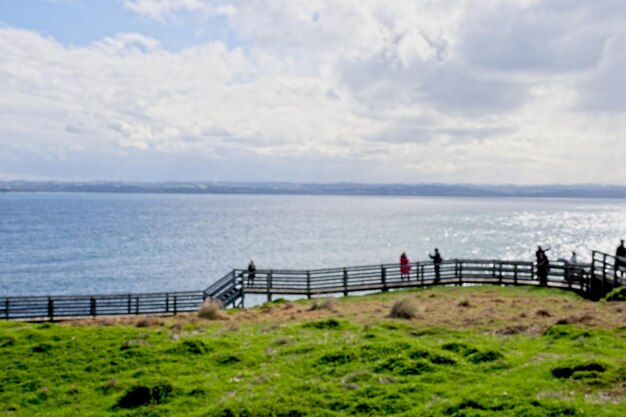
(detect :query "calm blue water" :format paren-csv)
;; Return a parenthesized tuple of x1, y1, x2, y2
(1, 193, 625, 296)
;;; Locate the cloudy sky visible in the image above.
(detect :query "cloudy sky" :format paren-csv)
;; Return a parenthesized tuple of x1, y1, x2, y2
(0, 0, 625, 184)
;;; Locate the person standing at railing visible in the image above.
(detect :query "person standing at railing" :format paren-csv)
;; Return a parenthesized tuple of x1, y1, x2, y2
(247, 260, 256, 286)
(561, 251, 579, 284)
(429, 248, 442, 281)
(536, 246, 550, 286)
(400, 252, 411, 280)
(616, 240, 626, 279)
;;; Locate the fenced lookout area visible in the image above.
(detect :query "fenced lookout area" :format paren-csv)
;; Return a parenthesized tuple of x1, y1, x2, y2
(1, 250, 624, 321)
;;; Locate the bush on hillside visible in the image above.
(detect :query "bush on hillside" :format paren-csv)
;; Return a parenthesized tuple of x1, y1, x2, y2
(389, 297, 420, 319)
(198, 299, 225, 320)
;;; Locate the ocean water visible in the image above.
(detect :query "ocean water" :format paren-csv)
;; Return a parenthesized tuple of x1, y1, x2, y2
(0, 193, 625, 296)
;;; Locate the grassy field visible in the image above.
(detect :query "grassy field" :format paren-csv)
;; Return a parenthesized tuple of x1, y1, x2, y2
(1, 285, 625, 416)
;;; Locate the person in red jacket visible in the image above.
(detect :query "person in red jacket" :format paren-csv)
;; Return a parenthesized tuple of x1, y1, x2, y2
(400, 252, 411, 281)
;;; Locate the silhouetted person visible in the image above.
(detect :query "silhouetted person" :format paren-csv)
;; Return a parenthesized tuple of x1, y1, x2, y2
(400, 252, 411, 280)
(536, 246, 550, 286)
(616, 240, 626, 279)
(565, 251, 578, 283)
(247, 260, 256, 286)
(429, 248, 442, 281)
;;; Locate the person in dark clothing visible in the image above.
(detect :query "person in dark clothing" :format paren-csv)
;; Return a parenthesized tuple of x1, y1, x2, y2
(247, 260, 256, 286)
(429, 248, 442, 281)
(535, 246, 550, 286)
(616, 240, 626, 279)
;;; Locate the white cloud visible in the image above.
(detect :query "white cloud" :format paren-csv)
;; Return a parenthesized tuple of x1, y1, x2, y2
(1, 1, 625, 183)
(121, 0, 235, 21)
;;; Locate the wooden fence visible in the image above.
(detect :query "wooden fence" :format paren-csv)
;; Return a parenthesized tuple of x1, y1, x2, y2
(238, 258, 590, 303)
(0, 291, 205, 321)
(1, 250, 622, 321)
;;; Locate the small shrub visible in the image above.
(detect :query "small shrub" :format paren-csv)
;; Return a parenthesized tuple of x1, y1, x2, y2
(409, 349, 456, 365)
(198, 299, 224, 320)
(32, 343, 53, 353)
(388, 298, 420, 319)
(308, 298, 336, 311)
(552, 362, 606, 379)
(319, 351, 354, 365)
(375, 357, 433, 375)
(468, 350, 504, 364)
(170, 339, 209, 355)
(303, 319, 342, 329)
(441, 342, 479, 357)
(135, 317, 163, 328)
(116, 381, 174, 409)
(458, 297, 471, 307)
(214, 354, 241, 365)
(495, 325, 529, 335)
(555, 313, 596, 325)
(536, 309, 552, 317)
(543, 325, 591, 340)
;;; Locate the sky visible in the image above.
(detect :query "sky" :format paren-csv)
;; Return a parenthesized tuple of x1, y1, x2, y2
(0, 0, 625, 184)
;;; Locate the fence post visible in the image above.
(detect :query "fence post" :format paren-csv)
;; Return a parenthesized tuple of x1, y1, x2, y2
(602, 254, 608, 295)
(127, 295, 132, 314)
(5, 299, 9, 320)
(420, 264, 424, 286)
(173, 295, 178, 315)
(90, 297, 96, 317)
(514, 264, 518, 285)
(343, 269, 348, 296)
(165, 293, 170, 313)
(381, 266, 387, 292)
(498, 261, 502, 285)
(135, 297, 139, 315)
(307, 271, 311, 299)
(458, 261, 463, 285)
(48, 297, 54, 321)
(267, 271, 273, 303)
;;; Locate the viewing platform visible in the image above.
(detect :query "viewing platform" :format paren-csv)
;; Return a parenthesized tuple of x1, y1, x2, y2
(1, 251, 623, 321)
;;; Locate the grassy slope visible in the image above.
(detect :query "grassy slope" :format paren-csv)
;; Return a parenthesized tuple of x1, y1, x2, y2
(1, 286, 625, 416)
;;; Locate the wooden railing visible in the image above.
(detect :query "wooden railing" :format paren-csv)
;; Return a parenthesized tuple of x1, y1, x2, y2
(0, 291, 204, 321)
(589, 250, 625, 299)
(236, 258, 591, 303)
(3, 252, 622, 321)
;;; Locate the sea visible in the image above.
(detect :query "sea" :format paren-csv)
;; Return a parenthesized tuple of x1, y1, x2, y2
(1, 193, 625, 296)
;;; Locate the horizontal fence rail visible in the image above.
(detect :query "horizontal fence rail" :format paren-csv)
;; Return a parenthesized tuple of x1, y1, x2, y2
(0, 291, 205, 321)
(239, 258, 592, 302)
(2, 251, 622, 321)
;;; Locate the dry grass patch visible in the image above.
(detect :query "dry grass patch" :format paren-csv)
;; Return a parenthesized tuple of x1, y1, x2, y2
(389, 297, 420, 319)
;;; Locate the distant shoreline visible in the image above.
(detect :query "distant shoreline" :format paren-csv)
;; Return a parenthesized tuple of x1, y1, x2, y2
(2, 181, 626, 199)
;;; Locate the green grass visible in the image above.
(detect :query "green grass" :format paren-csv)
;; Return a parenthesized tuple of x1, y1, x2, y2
(1, 287, 626, 416)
